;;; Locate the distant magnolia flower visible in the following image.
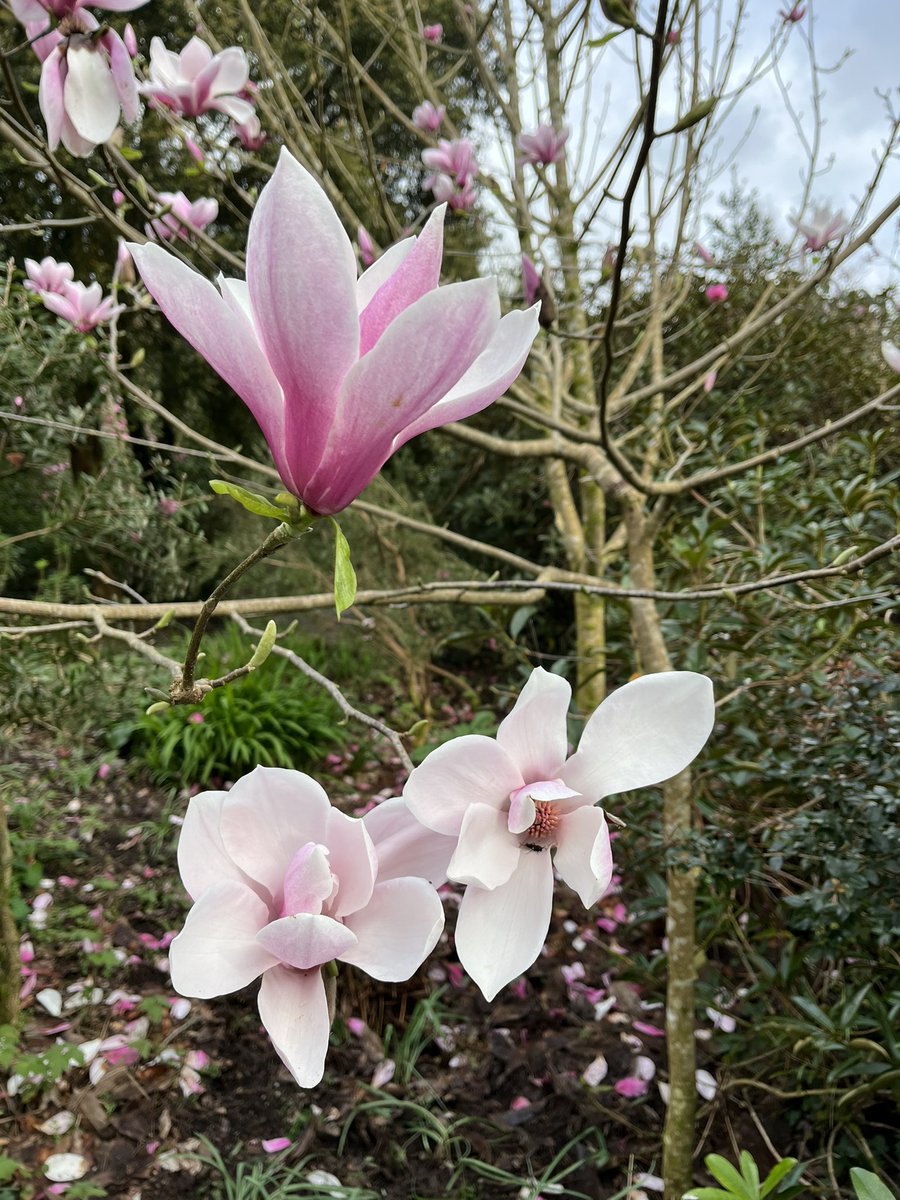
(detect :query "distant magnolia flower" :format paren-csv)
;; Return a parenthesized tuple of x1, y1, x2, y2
(358, 225, 376, 268)
(422, 23, 443, 43)
(705, 283, 728, 304)
(422, 137, 478, 185)
(516, 123, 569, 167)
(146, 191, 218, 242)
(37, 11, 140, 157)
(141, 36, 255, 124)
(666, 27, 681, 44)
(10, 0, 148, 20)
(780, 4, 805, 22)
(40, 279, 123, 332)
(693, 240, 714, 264)
(703, 370, 717, 393)
(114, 238, 135, 285)
(521, 255, 541, 308)
(233, 112, 266, 151)
(791, 205, 848, 252)
(123, 22, 138, 57)
(168, 766, 445, 1086)
(130, 150, 539, 515)
(24, 256, 74, 295)
(882, 341, 900, 374)
(404, 668, 715, 1000)
(412, 100, 445, 133)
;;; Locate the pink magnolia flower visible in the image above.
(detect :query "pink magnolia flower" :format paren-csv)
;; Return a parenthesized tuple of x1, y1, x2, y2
(141, 36, 255, 124)
(705, 283, 728, 304)
(168, 766, 445, 1087)
(146, 191, 218, 242)
(38, 12, 140, 157)
(11, 0, 148, 20)
(791, 205, 848, 252)
(358, 225, 376, 268)
(516, 124, 569, 167)
(522, 255, 541, 308)
(412, 100, 445, 132)
(123, 22, 138, 58)
(40, 280, 123, 332)
(780, 5, 805, 22)
(422, 137, 478, 185)
(702, 370, 717, 393)
(24, 256, 74, 295)
(423, 23, 443, 43)
(404, 668, 715, 1000)
(693, 240, 713, 264)
(882, 341, 900, 373)
(129, 149, 539, 515)
(666, 27, 681, 44)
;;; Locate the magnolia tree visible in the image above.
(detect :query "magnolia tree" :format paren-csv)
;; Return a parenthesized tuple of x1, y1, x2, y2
(0, 0, 898, 1196)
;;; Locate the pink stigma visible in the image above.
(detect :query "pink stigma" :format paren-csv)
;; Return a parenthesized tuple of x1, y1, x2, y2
(523, 801, 560, 845)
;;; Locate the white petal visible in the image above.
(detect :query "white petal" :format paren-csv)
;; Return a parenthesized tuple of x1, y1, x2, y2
(257, 964, 331, 1087)
(257, 913, 358, 970)
(404, 736, 523, 836)
(177, 788, 249, 901)
(561, 672, 714, 802)
(339, 877, 444, 981)
(324, 807, 376, 918)
(169, 880, 277, 997)
(356, 237, 415, 311)
(447, 803, 520, 889)
(553, 805, 613, 908)
(65, 42, 120, 144)
(496, 667, 571, 781)
(363, 798, 456, 886)
(454, 852, 554, 1001)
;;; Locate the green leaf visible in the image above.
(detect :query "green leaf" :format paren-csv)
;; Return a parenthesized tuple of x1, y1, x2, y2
(331, 519, 357, 620)
(670, 96, 718, 133)
(759, 1159, 799, 1198)
(740, 1152, 760, 1193)
(209, 480, 289, 520)
(587, 29, 625, 47)
(705, 1155, 755, 1200)
(510, 604, 538, 639)
(850, 1169, 897, 1200)
(685, 1190, 737, 1200)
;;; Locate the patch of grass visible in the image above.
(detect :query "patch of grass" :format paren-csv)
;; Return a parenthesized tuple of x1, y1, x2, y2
(191, 1138, 380, 1200)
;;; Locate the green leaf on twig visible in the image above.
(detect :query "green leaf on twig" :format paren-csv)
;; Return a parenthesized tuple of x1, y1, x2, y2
(331, 519, 357, 620)
(209, 480, 290, 520)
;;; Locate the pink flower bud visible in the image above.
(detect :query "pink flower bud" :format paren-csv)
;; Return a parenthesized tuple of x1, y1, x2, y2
(123, 23, 138, 58)
(423, 23, 443, 43)
(704, 283, 728, 304)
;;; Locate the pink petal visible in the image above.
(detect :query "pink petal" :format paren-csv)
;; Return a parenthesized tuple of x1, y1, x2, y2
(447, 803, 520, 889)
(356, 238, 415, 311)
(340, 877, 444, 980)
(300, 278, 499, 514)
(634, 1020, 665, 1038)
(358, 206, 445, 356)
(177, 788, 251, 902)
(218, 767, 332, 904)
(257, 913, 358, 969)
(324, 807, 377, 919)
(615, 1076, 648, 1098)
(553, 806, 613, 907)
(454, 851, 554, 1001)
(102, 29, 139, 122)
(38, 50, 66, 151)
(246, 149, 359, 484)
(127, 243, 288, 486)
(211, 94, 257, 125)
(262, 1137, 291, 1153)
(403, 736, 523, 836)
(393, 305, 540, 448)
(362, 798, 455, 886)
(64, 40, 120, 144)
(169, 880, 278, 997)
(496, 667, 571, 783)
(257, 963, 331, 1087)
(280, 843, 334, 917)
(561, 672, 715, 803)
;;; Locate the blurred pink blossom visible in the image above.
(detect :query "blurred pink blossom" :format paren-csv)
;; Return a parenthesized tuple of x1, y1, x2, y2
(422, 23, 443, 43)
(358, 225, 376, 267)
(188, 711, 205, 725)
(704, 283, 728, 304)
(780, 5, 805, 22)
(522, 255, 541, 308)
(40, 279, 123, 331)
(666, 27, 681, 44)
(234, 112, 266, 151)
(158, 497, 180, 516)
(98, 763, 112, 779)
(262, 1137, 291, 1153)
(112, 188, 126, 206)
(703, 370, 717, 393)
(24, 256, 74, 295)
(146, 191, 218, 242)
(791, 204, 848, 252)
(422, 137, 478, 185)
(693, 240, 713, 264)
(11, 0, 148, 17)
(516, 124, 569, 167)
(412, 100, 445, 132)
(615, 1075, 649, 1098)
(123, 23, 138, 57)
(141, 35, 255, 123)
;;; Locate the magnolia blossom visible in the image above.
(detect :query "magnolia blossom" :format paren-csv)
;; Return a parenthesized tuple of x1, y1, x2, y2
(24, 256, 74, 295)
(516, 124, 569, 167)
(40, 279, 123, 332)
(422, 137, 477, 185)
(791, 205, 848, 252)
(141, 36, 255, 124)
(693, 240, 713, 264)
(423, 23, 443, 43)
(522, 255, 541, 308)
(146, 191, 218, 242)
(780, 5, 805, 22)
(882, 342, 900, 374)
(11, 0, 148, 20)
(404, 668, 715, 1000)
(705, 283, 728, 304)
(234, 112, 266, 151)
(358, 225, 376, 268)
(38, 12, 140, 157)
(129, 149, 539, 515)
(123, 22, 138, 57)
(169, 767, 445, 1087)
(429, 174, 476, 213)
(412, 100, 445, 133)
